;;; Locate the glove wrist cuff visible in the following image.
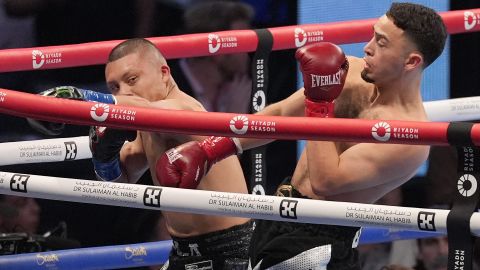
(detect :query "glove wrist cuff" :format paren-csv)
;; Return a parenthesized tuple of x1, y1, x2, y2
(200, 137, 240, 164)
(92, 156, 122, 181)
(305, 99, 335, 118)
(79, 88, 117, 104)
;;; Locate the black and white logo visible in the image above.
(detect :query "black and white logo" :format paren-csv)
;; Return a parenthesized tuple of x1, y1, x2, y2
(143, 187, 162, 208)
(208, 34, 221, 54)
(10, 174, 30, 193)
(371, 121, 391, 142)
(294, 28, 307, 47)
(280, 199, 298, 219)
(417, 211, 436, 231)
(90, 103, 110, 122)
(457, 174, 478, 197)
(229, 115, 249, 135)
(252, 184, 265, 196)
(464, 11, 479, 31)
(252, 90, 266, 112)
(64, 141, 77, 160)
(32, 50, 45, 69)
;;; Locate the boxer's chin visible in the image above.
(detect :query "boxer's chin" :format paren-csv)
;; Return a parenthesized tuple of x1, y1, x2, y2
(361, 69, 374, 83)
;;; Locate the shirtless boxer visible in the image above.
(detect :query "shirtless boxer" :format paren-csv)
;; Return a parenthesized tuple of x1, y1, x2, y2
(157, 3, 447, 269)
(31, 38, 252, 269)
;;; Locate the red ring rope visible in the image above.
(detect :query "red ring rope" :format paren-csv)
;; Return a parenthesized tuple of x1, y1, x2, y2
(3, 88, 480, 146)
(0, 9, 478, 73)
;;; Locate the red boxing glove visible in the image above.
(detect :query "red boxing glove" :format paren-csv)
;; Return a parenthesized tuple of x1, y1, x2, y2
(295, 42, 349, 117)
(156, 136, 241, 189)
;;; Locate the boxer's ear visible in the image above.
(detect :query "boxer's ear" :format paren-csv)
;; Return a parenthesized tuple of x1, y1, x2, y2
(405, 52, 423, 71)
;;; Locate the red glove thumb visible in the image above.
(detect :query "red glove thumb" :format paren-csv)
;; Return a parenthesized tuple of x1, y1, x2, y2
(156, 141, 210, 189)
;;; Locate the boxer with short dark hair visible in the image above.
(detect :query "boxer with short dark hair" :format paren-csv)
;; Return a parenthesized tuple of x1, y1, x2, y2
(158, 3, 447, 269)
(30, 38, 252, 270)
(106, 38, 253, 270)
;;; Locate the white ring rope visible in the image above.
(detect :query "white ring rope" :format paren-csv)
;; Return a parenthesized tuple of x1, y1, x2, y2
(0, 171, 478, 237)
(1, 96, 479, 166)
(0, 136, 90, 166)
(424, 96, 480, 122)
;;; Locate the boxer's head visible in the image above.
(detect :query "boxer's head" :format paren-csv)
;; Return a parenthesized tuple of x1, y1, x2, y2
(106, 38, 173, 101)
(361, 3, 447, 84)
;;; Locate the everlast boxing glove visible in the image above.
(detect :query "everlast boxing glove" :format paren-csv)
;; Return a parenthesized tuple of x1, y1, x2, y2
(295, 42, 349, 117)
(89, 126, 137, 181)
(156, 137, 242, 189)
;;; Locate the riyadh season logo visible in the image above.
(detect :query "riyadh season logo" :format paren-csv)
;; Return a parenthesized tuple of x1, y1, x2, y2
(32, 50, 45, 69)
(371, 122, 391, 142)
(230, 115, 249, 135)
(208, 33, 238, 54)
(90, 103, 110, 122)
(32, 50, 62, 69)
(208, 34, 221, 53)
(229, 115, 277, 135)
(464, 11, 480, 31)
(457, 174, 478, 197)
(252, 184, 265, 195)
(252, 90, 266, 112)
(0, 91, 6, 103)
(294, 27, 324, 48)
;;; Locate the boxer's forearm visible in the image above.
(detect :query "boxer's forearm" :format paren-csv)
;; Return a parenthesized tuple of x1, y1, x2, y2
(236, 88, 305, 150)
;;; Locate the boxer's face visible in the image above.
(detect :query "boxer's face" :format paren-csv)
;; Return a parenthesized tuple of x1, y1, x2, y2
(361, 15, 419, 85)
(105, 51, 169, 101)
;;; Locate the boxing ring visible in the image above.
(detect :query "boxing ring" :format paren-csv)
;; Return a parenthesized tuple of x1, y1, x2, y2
(0, 7, 479, 270)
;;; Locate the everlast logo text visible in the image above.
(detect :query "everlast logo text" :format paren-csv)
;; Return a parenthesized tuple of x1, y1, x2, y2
(311, 70, 341, 88)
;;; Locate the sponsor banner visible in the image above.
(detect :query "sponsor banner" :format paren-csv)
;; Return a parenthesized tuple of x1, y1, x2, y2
(32, 50, 62, 70)
(0, 9, 477, 73)
(71, 181, 147, 206)
(0, 241, 171, 269)
(0, 172, 150, 209)
(229, 115, 277, 135)
(90, 104, 137, 123)
(0, 136, 91, 166)
(207, 191, 276, 217)
(343, 205, 417, 227)
(294, 27, 324, 47)
(207, 33, 240, 54)
(1, 171, 479, 236)
(371, 121, 422, 142)
(424, 96, 480, 122)
(124, 245, 148, 262)
(36, 253, 60, 268)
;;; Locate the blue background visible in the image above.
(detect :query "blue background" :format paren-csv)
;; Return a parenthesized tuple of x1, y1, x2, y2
(297, 0, 450, 176)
